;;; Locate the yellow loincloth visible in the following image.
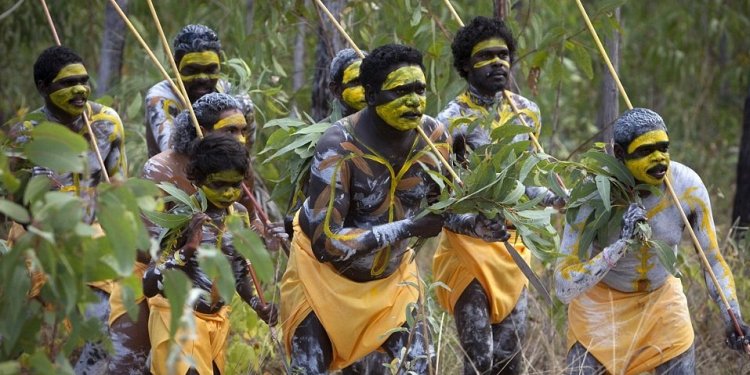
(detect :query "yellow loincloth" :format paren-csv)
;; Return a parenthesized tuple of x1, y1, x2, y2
(432, 229, 529, 324)
(566, 276, 694, 375)
(107, 261, 149, 326)
(148, 294, 230, 375)
(280, 215, 420, 370)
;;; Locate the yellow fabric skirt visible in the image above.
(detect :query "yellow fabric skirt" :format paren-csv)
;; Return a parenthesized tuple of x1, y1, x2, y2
(280, 216, 420, 370)
(107, 261, 149, 326)
(566, 276, 694, 375)
(432, 229, 529, 324)
(148, 295, 230, 375)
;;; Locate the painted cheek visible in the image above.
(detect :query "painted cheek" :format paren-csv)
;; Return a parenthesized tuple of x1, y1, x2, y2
(49, 85, 90, 115)
(375, 94, 425, 131)
(342, 86, 366, 110)
(625, 156, 664, 185)
(472, 56, 510, 69)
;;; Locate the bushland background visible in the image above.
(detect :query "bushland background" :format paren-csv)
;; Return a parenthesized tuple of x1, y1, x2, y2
(1, 0, 750, 373)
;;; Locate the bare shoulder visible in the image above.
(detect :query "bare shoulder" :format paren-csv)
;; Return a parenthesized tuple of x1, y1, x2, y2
(421, 114, 451, 143)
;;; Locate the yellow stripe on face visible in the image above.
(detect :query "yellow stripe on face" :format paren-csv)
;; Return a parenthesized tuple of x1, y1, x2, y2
(178, 51, 220, 70)
(53, 63, 87, 83)
(471, 38, 507, 57)
(342, 60, 361, 85)
(342, 86, 366, 111)
(381, 66, 426, 91)
(473, 57, 510, 69)
(626, 130, 668, 154)
(212, 113, 246, 130)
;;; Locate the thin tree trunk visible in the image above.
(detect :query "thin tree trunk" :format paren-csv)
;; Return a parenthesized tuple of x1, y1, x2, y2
(595, 7, 620, 152)
(311, 0, 345, 121)
(291, 14, 307, 116)
(732, 80, 750, 230)
(97, 0, 128, 96)
(245, 0, 254, 35)
(494, 0, 507, 20)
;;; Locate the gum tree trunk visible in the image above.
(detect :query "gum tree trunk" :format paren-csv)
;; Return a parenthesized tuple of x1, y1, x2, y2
(97, 0, 128, 96)
(311, 0, 345, 121)
(732, 81, 750, 230)
(595, 7, 621, 153)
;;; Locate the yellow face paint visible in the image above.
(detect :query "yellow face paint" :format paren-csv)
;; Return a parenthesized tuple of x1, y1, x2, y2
(624, 130, 670, 185)
(381, 66, 426, 91)
(200, 170, 244, 209)
(52, 63, 87, 83)
(472, 56, 510, 69)
(342, 86, 366, 111)
(471, 38, 508, 57)
(375, 66, 427, 131)
(342, 60, 361, 85)
(179, 51, 221, 82)
(212, 113, 247, 144)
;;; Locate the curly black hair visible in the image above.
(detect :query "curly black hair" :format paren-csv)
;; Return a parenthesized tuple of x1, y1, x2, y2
(33, 45, 85, 86)
(171, 92, 242, 154)
(613, 108, 668, 148)
(173, 24, 222, 66)
(187, 133, 249, 184)
(360, 44, 424, 96)
(451, 16, 516, 78)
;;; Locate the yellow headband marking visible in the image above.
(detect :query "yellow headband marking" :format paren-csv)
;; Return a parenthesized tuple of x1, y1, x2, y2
(179, 51, 220, 70)
(471, 38, 508, 57)
(212, 113, 246, 130)
(53, 63, 87, 83)
(627, 130, 668, 154)
(381, 66, 425, 91)
(342, 60, 362, 85)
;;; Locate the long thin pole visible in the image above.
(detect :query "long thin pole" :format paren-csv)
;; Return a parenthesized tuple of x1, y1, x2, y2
(574, 0, 749, 354)
(145, 0, 202, 139)
(313, 0, 463, 186)
(39, 0, 111, 183)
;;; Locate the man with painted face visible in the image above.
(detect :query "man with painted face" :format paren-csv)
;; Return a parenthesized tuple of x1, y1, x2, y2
(555, 108, 750, 374)
(279, 43, 509, 374)
(431, 16, 562, 375)
(142, 133, 277, 375)
(329, 48, 368, 117)
(143, 92, 286, 251)
(144, 24, 255, 157)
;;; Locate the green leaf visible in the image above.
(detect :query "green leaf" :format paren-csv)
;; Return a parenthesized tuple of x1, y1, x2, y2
(583, 150, 634, 187)
(143, 210, 191, 229)
(499, 180, 525, 205)
(595, 175, 612, 211)
(157, 182, 195, 209)
(23, 175, 51, 206)
(651, 239, 680, 277)
(23, 122, 88, 173)
(0, 199, 29, 223)
(227, 216, 274, 284)
(570, 42, 594, 80)
(162, 271, 191, 337)
(197, 247, 235, 304)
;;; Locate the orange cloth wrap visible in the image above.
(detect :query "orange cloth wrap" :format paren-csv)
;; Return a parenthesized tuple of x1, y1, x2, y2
(280, 216, 420, 370)
(148, 295, 230, 375)
(566, 276, 694, 375)
(432, 229, 529, 324)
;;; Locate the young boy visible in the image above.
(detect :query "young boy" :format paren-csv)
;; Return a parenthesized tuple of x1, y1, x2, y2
(143, 133, 276, 375)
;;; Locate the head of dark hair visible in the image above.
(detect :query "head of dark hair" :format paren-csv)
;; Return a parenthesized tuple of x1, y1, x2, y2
(451, 16, 516, 78)
(186, 133, 249, 184)
(173, 24, 222, 66)
(171, 93, 242, 154)
(360, 44, 424, 98)
(613, 108, 669, 148)
(33, 45, 85, 86)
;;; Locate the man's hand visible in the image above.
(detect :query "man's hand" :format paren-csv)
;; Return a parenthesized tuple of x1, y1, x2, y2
(183, 212, 209, 255)
(253, 299, 279, 327)
(725, 320, 750, 352)
(620, 203, 647, 240)
(258, 220, 289, 252)
(474, 214, 510, 242)
(408, 213, 445, 238)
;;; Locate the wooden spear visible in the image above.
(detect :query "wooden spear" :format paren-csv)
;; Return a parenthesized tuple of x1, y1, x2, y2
(40, 0, 111, 183)
(574, 0, 750, 355)
(313, 0, 462, 186)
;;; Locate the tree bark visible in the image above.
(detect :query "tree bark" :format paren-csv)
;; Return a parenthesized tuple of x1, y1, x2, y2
(595, 7, 621, 152)
(311, 0, 345, 121)
(291, 12, 307, 116)
(97, 0, 128, 96)
(494, 0, 507, 20)
(732, 80, 750, 230)
(245, 0, 254, 35)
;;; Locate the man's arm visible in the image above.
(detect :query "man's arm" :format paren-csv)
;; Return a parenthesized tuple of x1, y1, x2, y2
(554, 203, 645, 304)
(145, 94, 180, 153)
(98, 106, 127, 180)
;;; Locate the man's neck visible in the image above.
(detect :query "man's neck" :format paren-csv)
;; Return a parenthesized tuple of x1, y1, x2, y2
(43, 105, 81, 129)
(466, 84, 499, 108)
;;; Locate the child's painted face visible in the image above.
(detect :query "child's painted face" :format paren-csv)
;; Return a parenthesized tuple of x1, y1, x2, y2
(199, 169, 244, 209)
